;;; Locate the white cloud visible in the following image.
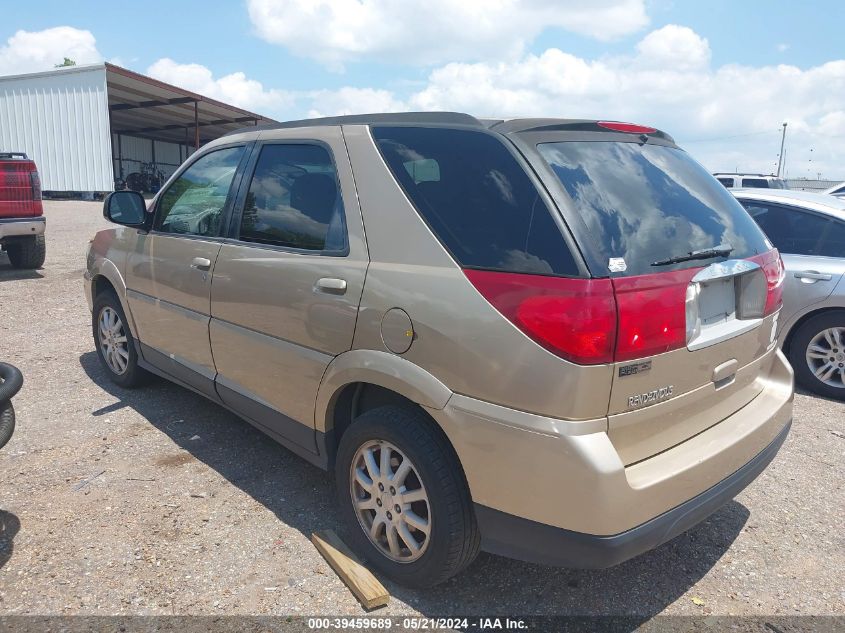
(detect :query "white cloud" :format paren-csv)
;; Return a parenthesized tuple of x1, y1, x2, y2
(247, 0, 649, 69)
(306, 87, 406, 118)
(636, 24, 710, 70)
(146, 58, 294, 112)
(144, 24, 845, 179)
(0, 27, 103, 75)
(392, 28, 845, 177)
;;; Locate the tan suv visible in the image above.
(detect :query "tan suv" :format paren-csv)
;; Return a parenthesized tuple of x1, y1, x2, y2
(85, 113, 794, 587)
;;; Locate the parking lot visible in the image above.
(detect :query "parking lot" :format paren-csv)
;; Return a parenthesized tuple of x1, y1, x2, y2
(0, 201, 842, 617)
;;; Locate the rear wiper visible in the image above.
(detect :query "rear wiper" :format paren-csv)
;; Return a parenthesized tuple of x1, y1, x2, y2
(651, 244, 734, 266)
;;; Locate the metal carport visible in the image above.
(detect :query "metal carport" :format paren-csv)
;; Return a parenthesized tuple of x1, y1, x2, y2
(0, 63, 276, 195)
(105, 63, 275, 192)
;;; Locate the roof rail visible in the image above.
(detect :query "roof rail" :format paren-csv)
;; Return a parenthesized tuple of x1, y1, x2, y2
(223, 111, 482, 137)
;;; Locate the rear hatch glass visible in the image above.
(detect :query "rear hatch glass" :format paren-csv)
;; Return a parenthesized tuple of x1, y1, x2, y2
(536, 141, 771, 277)
(537, 140, 779, 464)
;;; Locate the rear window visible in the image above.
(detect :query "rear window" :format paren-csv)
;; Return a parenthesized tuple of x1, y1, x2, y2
(537, 141, 770, 276)
(742, 178, 770, 188)
(372, 127, 579, 276)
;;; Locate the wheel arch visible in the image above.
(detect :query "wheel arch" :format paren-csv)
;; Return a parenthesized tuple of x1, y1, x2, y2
(89, 260, 139, 339)
(315, 350, 454, 466)
(782, 305, 845, 355)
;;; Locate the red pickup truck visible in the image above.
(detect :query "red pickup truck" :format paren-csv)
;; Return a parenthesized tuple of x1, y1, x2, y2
(0, 152, 46, 269)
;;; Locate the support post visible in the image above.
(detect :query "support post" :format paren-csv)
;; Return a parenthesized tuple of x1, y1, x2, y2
(194, 101, 200, 150)
(776, 122, 787, 177)
(117, 134, 123, 178)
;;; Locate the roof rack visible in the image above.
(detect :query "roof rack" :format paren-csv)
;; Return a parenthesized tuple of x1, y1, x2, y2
(223, 111, 482, 137)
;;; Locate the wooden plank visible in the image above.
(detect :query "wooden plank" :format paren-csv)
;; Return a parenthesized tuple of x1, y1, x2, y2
(311, 530, 389, 610)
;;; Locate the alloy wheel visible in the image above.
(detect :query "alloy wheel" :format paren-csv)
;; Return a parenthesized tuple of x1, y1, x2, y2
(349, 440, 431, 563)
(805, 326, 845, 389)
(98, 306, 130, 375)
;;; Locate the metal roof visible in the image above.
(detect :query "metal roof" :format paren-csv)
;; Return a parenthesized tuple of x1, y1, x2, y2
(223, 112, 676, 143)
(104, 63, 276, 145)
(224, 111, 482, 136)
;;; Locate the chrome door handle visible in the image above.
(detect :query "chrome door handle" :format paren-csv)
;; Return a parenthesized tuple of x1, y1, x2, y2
(795, 270, 832, 282)
(190, 257, 212, 271)
(315, 277, 347, 295)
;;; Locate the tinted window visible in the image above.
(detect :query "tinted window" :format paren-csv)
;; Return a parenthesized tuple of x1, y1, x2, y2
(743, 202, 840, 256)
(742, 178, 769, 188)
(717, 178, 735, 188)
(537, 142, 770, 276)
(372, 127, 578, 276)
(239, 144, 346, 252)
(155, 146, 245, 236)
(820, 219, 845, 257)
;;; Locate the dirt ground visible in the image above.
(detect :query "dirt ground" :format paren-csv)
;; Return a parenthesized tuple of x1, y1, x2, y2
(0, 201, 842, 618)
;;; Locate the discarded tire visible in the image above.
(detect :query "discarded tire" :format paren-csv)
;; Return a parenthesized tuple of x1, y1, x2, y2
(0, 363, 23, 450)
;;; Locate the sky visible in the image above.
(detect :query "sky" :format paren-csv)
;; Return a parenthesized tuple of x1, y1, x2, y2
(1, 0, 844, 178)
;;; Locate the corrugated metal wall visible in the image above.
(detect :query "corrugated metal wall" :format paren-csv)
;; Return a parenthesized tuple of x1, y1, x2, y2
(112, 134, 186, 182)
(0, 65, 113, 191)
(786, 179, 843, 192)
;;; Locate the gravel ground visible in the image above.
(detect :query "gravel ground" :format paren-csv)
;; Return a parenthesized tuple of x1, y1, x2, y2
(0, 201, 842, 618)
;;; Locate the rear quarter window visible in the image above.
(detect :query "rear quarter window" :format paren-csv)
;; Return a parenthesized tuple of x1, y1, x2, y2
(372, 126, 579, 276)
(537, 141, 771, 276)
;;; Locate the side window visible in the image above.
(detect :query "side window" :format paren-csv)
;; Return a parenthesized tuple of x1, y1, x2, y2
(155, 146, 245, 237)
(717, 178, 734, 188)
(238, 144, 346, 252)
(744, 203, 830, 255)
(818, 220, 845, 258)
(371, 126, 579, 276)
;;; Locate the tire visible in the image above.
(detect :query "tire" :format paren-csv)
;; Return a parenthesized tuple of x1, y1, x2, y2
(788, 310, 845, 400)
(92, 290, 148, 388)
(335, 405, 480, 588)
(0, 363, 22, 451)
(0, 401, 14, 451)
(6, 235, 46, 269)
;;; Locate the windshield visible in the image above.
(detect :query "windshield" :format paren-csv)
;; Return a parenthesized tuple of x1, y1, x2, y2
(537, 141, 771, 276)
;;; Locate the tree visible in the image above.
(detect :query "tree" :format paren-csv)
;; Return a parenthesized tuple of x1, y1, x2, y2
(55, 58, 77, 68)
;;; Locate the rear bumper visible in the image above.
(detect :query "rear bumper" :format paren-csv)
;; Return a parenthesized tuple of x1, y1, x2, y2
(0, 217, 45, 239)
(427, 346, 793, 565)
(475, 418, 790, 568)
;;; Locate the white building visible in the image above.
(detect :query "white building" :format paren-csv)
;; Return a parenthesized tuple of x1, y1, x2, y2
(0, 63, 274, 195)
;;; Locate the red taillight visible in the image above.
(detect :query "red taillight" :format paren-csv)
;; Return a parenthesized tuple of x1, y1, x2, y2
(465, 251, 782, 366)
(596, 121, 657, 134)
(612, 268, 699, 362)
(749, 249, 784, 316)
(463, 269, 617, 365)
(30, 170, 42, 201)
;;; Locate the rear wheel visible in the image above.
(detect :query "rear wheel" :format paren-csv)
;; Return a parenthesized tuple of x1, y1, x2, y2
(335, 405, 480, 588)
(6, 235, 45, 269)
(789, 311, 845, 400)
(92, 291, 148, 388)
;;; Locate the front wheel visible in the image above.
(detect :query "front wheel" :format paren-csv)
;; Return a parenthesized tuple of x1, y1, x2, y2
(789, 311, 845, 400)
(92, 291, 148, 388)
(335, 405, 480, 588)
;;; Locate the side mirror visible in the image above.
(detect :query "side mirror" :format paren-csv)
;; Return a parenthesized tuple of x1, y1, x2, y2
(103, 191, 147, 226)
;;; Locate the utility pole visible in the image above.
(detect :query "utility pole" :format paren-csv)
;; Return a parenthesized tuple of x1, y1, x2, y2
(776, 122, 787, 177)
